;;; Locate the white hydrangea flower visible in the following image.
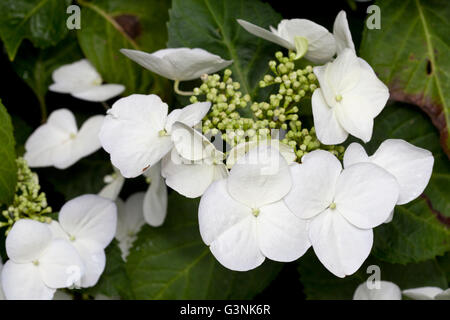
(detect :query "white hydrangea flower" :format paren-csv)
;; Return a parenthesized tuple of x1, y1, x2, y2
(403, 287, 450, 300)
(143, 162, 168, 227)
(162, 122, 228, 198)
(333, 11, 355, 55)
(120, 48, 232, 82)
(24, 109, 104, 169)
(49, 59, 125, 102)
(344, 139, 434, 222)
(99, 94, 211, 178)
(284, 150, 399, 277)
(99, 166, 125, 201)
(1, 219, 84, 300)
(312, 49, 389, 144)
(49, 195, 117, 288)
(115, 193, 146, 260)
(199, 145, 310, 271)
(226, 139, 296, 169)
(237, 19, 335, 63)
(353, 281, 402, 300)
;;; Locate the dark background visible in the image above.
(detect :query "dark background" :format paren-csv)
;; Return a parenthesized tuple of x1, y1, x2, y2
(0, 0, 373, 300)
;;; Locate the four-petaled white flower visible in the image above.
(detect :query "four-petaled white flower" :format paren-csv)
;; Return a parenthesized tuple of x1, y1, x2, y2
(333, 10, 355, 55)
(162, 122, 228, 198)
(199, 145, 310, 271)
(49, 59, 125, 102)
(403, 287, 450, 300)
(353, 281, 402, 300)
(311, 48, 389, 144)
(237, 19, 335, 63)
(49, 195, 117, 288)
(120, 48, 232, 82)
(99, 94, 211, 178)
(116, 193, 146, 260)
(1, 219, 84, 300)
(344, 139, 434, 222)
(24, 109, 104, 169)
(143, 162, 168, 227)
(284, 150, 399, 277)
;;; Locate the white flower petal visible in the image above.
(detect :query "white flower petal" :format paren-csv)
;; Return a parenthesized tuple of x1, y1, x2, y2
(143, 163, 168, 227)
(210, 216, 264, 272)
(170, 122, 211, 161)
(403, 287, 444, 300)
(72, 84, 125, 102)
(257, 201, 310, 262)
(53, 115, 105, 169)
(121, 48, 232, 81)
(24, 109, 78, 168)
(353, 281, 402, 300)
(98, 168, 125, 200)
(116, 193, 145, 240)
(333, 11, 355, 54)
(370, 139, 434, 205)
(311, 89, 348, 144)
(435, 288, 450, 300)
(49, 59, 101, 94)
(6, 219, 52, 263)
(284, 150, 342, 219)
(58, 194, 117, 251)
(309, 209, 373, 278)
(277, 19, 336, 63)
(39, 239, 84, 289)
(198, 179, 250, 245)
(335, 162, 399, 229)
(73, 243, 105, 288)
(343, 142, 369, 168)
(161, 150, 217, 199)
(1, 261, 55, 300)
(237, 19, 294, 49)
(227, 145, 291, 208)
(226, 139, 296, 168)
(99, 94, 172, 178)
(165, 102, 211, 133)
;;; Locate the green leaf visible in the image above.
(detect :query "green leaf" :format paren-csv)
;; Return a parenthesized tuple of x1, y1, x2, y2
(77, 0, 171, 97)
(0, 100, 17, 205)
(0, 0, 71, 61)
(436, 252, 450, 286)
(11, 35, 83, 121)
(126, 192, 282, 299)
(167, 0, 281, 99)
(86, 240, 133, 299)
(361, 104, 450, 264)
(359, 0, 450, 157)
(298, 250, 448, 299)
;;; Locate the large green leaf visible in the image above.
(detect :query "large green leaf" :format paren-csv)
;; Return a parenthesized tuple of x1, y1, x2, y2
(12, 35, 83, 121)
(0, 0, 71, 61)
(77, 0, 171, 98)
(167, 0, 281, 99)
(86, 240, 133, 299)
(362, 104, 450, 264)
(126, 192, 282, 299)
(360, 0, 450, 157)
(298, 250, 448, 300)
(0, 100, 17, 205)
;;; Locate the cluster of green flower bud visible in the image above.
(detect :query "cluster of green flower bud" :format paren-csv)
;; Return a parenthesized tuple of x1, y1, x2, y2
(258, 51, 318, 111)
(190, 69, 251, 133)
(281, 121, 345, 161)
(0, 158, 52, 234)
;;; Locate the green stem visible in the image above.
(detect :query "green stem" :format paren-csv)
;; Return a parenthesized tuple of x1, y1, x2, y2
(173, 80, 194, 96)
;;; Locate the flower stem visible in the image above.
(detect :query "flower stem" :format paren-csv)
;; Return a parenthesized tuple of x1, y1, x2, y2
(173, 80, 194, 96)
